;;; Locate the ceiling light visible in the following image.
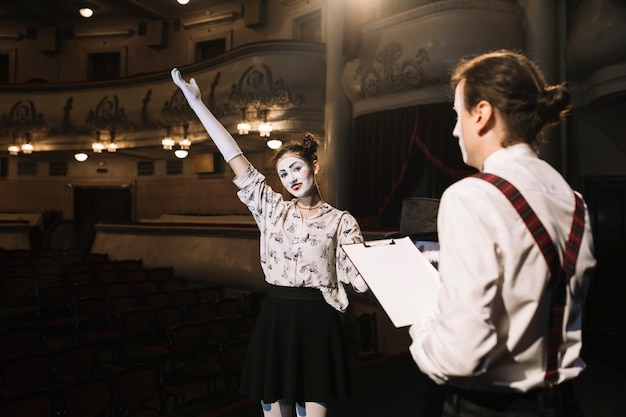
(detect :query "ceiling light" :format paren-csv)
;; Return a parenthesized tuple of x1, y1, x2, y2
(181, 12, 238, 30)
(8, 144, 19, 155)
(79, 7, 94, 18)
(177, 0, 191, 4)
(266, 139, 282, 150)
(174, 149, 188, 159)
(74, 152, 88, 162)
(74, 29, 134, 39)
(0, 33, 20, 41)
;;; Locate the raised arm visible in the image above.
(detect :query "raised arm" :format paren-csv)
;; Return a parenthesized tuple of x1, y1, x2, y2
(171, 68, 249, 177)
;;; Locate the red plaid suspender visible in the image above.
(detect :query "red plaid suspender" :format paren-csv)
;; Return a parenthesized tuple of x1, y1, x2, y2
(473, 172, 585, 384)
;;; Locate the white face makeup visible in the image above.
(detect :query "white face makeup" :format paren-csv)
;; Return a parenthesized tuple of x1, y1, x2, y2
(453, 83, 469, 165)
(277, 156, 315, 198)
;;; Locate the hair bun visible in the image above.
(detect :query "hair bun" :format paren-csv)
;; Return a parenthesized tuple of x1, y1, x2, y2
(271, 132, 319, 168)
(302, 132, 319, 155)
(538, 84, 570, 125)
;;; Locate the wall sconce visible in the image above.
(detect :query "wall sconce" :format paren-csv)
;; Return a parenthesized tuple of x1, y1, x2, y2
(162, 137, 175, 150)
(237, 121, 251, 135)
(74, 152, 88, 162)
(92, 130, 104, 153)
(21, 142, 33, 154)
(258, 122, 272, 137)
(258, 109, 272, 137)
(8, 144, 20, 155)
(179, 124, 191, 150)
(237, 108, 251, 135)
(162, 126, 175, 150)
(107, 130, 117, 152)
(92, 142, 104, 153)
(179, 138, 191, 150)
(20, 132, 34, 154)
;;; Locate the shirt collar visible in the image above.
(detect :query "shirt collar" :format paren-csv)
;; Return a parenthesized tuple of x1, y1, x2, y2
(290, 200, 332, 218)
(483, 143, 537, 171)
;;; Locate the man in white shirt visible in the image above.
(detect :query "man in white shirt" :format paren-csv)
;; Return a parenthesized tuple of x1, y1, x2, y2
(409, 50, 596, 416)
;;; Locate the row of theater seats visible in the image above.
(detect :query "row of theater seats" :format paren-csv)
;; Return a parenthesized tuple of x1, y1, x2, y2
(0, 332, 251, 416)
(0, 247, 262, 325)
(0, 350, 181, 416)
(2, 248, 162, 297)
(0, 247, 261, 415)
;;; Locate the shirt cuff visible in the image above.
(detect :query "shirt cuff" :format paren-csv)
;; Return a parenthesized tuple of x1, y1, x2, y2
(352, 275, 369, 293)
(408, 323, 446, 385)
(232, 163, 259, 189)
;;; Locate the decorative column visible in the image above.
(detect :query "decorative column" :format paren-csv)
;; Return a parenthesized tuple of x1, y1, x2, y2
(522, 0, 562, 171)
(323, 0, 353, 208)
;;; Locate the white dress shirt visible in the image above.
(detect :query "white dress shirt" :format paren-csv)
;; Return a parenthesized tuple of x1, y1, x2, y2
(233, 164, 368, 312)
(409, 144, 596, 392)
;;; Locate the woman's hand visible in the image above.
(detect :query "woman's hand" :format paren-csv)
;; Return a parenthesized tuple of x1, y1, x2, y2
(171, 68, 201, 104)
(170, 67, 245, 169)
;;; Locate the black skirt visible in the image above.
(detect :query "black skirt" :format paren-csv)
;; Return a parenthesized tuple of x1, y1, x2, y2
(239, 284, 351, 404)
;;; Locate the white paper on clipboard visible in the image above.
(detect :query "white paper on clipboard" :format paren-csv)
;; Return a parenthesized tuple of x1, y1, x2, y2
(343, 236, 441, 328)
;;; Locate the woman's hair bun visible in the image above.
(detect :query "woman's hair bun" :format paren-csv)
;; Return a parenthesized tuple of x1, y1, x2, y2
(302, 132, 318, 156)
(271, 132, 319, 168)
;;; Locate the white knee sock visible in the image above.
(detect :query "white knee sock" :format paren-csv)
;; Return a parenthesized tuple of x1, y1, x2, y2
(296, 402, 327, 417)
(262, 400, 294, 417)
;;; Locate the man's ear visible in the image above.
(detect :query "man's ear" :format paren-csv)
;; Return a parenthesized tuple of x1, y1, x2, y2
(474, 100, 494, 135)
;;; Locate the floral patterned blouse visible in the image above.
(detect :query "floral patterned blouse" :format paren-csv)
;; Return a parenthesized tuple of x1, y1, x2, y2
(233, 164, 367, 312)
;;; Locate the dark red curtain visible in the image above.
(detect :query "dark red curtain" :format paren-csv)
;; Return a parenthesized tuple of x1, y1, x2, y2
(349, 102, 476, 227)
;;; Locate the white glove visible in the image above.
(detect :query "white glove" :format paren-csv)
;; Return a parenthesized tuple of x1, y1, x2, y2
(171, 68, 242, 163)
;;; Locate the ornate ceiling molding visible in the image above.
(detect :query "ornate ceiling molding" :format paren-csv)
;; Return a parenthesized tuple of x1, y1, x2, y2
(355, 44, 439, 99)
(224, 64, 303, 115)
(0, 100, 48, 143)
(342, 0, 525, 115)
(362, 0, 523, 33)
(0, 41, 325, 153)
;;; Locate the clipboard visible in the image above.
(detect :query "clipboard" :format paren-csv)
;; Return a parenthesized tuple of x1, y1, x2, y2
(343, 236, 441, 328)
